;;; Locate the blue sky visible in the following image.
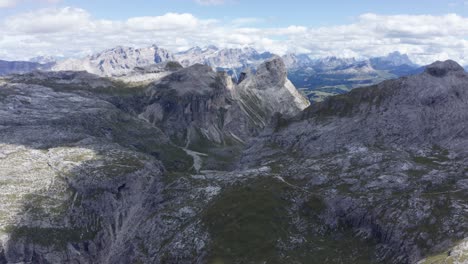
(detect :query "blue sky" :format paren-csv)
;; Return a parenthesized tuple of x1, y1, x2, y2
(3, 0, 468, 27)
(1, 0, 468, 64)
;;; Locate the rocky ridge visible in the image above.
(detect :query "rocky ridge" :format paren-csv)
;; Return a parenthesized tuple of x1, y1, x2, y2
(0, 60, 51, 76)
(175, 46, 274, 73)
(52, 45, 174, 77)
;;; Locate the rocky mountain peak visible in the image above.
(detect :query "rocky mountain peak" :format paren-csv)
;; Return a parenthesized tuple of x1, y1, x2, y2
(150, 63, 217, 95)
(253, 56, 287, 88)
(205, 45, 219, 51)
(424, 60, 465, 77)
(29, 55, 57, 64)
(281, 53, 313, 69)
(235, 57, 310, 122)
(382, 51, 415, 66)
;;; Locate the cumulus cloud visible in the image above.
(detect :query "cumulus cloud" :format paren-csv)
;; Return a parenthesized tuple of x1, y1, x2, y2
(126, 13, 215, 31)
(1, 7, 468, 65)
(5, 7, 89, 33)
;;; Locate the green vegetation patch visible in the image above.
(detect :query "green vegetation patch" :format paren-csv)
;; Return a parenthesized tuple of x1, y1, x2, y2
(94, 154, 145, 178)
(15, 77, 147, 97)
(188, 129, 244, 171)
(108, 115, 193, 173)
(407, 169, 427, 178)
(202, 177, 292, 263)
(412, 156, 440, 167)
(288, 229, 379, 264)
(412, 146, 450, 168)
(165, 61, 183, 71)
(4, 225, 98, 250)
(0, 86, 11, 100)
(303, 80, 398, 121)
(419, 240, 468, 264)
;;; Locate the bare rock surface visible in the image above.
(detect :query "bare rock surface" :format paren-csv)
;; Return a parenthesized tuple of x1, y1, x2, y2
(52, 45, 174, 77)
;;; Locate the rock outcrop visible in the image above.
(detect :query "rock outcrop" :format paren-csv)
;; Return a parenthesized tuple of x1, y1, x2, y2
(235, 56, 310, 126)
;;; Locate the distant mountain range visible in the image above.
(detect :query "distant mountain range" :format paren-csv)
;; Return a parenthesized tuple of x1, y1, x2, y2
(175, 46, 274, 79)
(0, 45, 450, 101)
(285, 51, 424, 101)
(0, 60, 53, 76)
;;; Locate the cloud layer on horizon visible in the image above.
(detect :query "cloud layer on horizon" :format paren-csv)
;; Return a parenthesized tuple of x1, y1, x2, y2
(1, 7, 468, 65)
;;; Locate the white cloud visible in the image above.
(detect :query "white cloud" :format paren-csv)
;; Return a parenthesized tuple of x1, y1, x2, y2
(0, 0, 61, 8)
(126, 13, 214, 31)
(0, 0, 18, 8)
(1, 7, 468, 65)
(5, 7, 89, 33)
(195, 0, 225, 6)
(230, 17, 263, 26)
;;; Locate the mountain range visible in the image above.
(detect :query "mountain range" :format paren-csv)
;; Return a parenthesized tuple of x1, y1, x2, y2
(0, 45, 425, 102)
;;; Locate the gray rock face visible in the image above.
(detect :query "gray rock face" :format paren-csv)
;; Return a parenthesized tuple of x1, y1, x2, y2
(52, 45, 175, 77)
(235, 56, 310, 125)
(424, 60, 465, 77)
(140, 64, 242, 145)
(281, 53, 315, 70)
(140, 58, 309, 146)
(6, 70, 115, 89)
(114, 61, 184, 83)
(370, 51, 417, 68)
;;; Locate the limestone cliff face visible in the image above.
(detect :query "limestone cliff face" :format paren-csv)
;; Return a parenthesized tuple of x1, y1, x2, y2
(140, 64, 243, 145)
(235, 56, 310, 126)
(52, 45, 174, 77)
(139, 58, 310, 146)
